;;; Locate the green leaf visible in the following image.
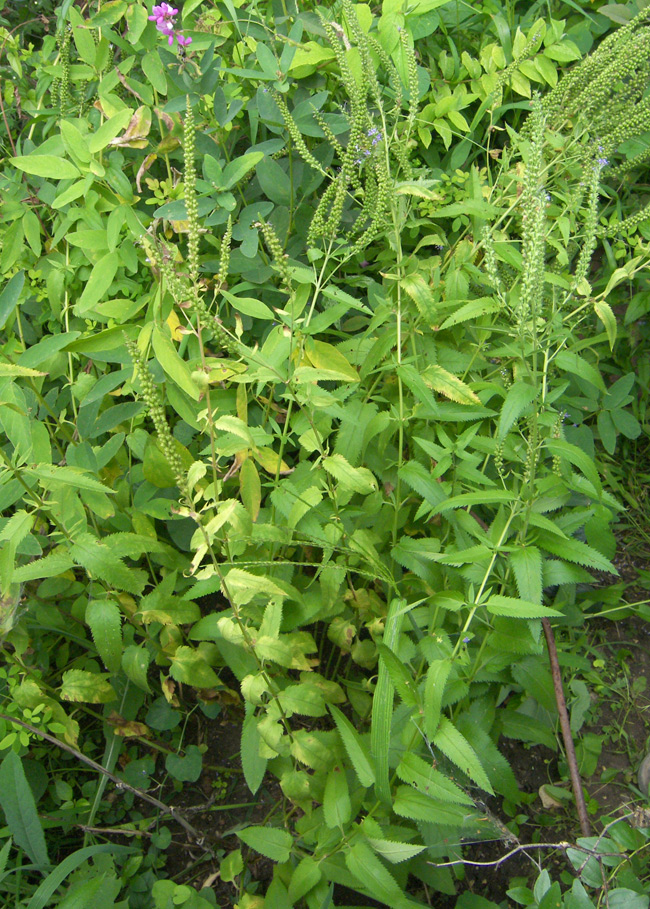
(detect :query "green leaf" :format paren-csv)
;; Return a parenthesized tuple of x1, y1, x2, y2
(237, 826, 293, 863)
(12, 550, 75, 583)
(152, 324, 201, 400)
(70, 533, 145, 595)
(509, 547, 543, 605)
(439, 297, 500, 330)
(555, 350, 606, 393)
(170, 646, 220, 688)
(11, 155, 80, 180)
(485, 595, 561, 618)
(401, 273, 436, 324)
(24, 464, 115, 493)
(431, 490, 514, 513)
(0, 751, 49, 866)
(0, 363, 46, 378)
(223, 568, 288, 605)
(241, 709, 267, 795)
(323, 764, 351, 829)
(0, 271, 25, 330)
(121, 646, 151, 693)
(536, 533, 617, 573)
(74, 252, 119, 314)
(222, 152, 264, 190)
(60, 669, 116, 703)
(433, 717, 493, 792)
(377, 644, 418, 707)
(303, 339, 360, 382)
(498, 384, 538, 441)
(422, 365, 480, 405)
(545, 438, 602, 495)
(219, 849, 243, 884)
(371, 598, 405, 803)
(288, 856, 322, 904)
(85, 599, 122, 673)
(594, 300, 617, 349)
(392, 785, 469, 825)
(322, 454, 377, 495)
(165, 745, 203, 782)
(424, 659, 451, 739)
(329, 705, 375, 788)
(26, 844, 131, 909)
(366, 837, 426, 864)
(345, 839, 403, 904)
(397, 753, 473, 804)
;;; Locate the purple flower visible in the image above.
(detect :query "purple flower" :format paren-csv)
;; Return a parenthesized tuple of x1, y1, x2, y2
(148, 3, 192, 47)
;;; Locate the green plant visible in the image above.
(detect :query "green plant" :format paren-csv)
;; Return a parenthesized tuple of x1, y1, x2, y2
(1, 1, 650, 907)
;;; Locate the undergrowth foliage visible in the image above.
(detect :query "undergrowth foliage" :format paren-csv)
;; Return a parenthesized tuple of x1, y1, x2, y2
(1, 0, 650, 906)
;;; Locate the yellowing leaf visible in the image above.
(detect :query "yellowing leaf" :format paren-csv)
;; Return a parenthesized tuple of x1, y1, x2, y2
(166, 309, 183, 342)
(304, 339, 359, 382)
(253, 446, 292, 475)
(422, 365, 480, 405)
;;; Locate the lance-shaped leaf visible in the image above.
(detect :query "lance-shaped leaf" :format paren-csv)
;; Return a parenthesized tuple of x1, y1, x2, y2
(237, 826, 293, 863)
(0, 751, 49, 866)
(422, 365, 480, 405)
(329, 705, 375, 788)
(86, 599, 122, 673)
(509, 547, 543, 605)
(432, 716, 493, 793)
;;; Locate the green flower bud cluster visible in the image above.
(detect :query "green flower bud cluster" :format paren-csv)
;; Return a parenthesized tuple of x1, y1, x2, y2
(216, 216, 232, 293)
(573, 161, 600, 290)
(494, 440, 506, 481)
(551, 412, 564, 477)
(55, 26, 73, 117)
(522, 417, 539, 488)
(481, 229, 503, 294)
(537, 8, 650, 174)
(212, 319, 242, 358)
(518, 96, 546, 327)
(256, 220, 292, 291)
(600, 202, 650, 237)
(125, 338, 188, 497)
(183, 97, 200, 286)
(273, 91, 322, 174)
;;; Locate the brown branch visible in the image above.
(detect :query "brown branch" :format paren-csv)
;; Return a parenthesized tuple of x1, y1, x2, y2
(542, 617, 591, 837)
(0, 713, 216, 856)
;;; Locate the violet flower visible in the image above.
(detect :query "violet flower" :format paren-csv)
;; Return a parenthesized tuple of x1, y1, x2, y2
(148, 3, 192, 48)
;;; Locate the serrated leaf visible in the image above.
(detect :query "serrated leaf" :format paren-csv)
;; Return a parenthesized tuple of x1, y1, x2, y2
(170, 646, 220, 688)
(439, 297, 500, 330)
(366, 837, 426, 864)
(433, 717, 493, 793)
(509, 547, 543, 605)
(555, 350, 606, 393)
(70, 533, 145, 595)
(371, 598, 405, 803)
(422, 365, 480, 405)
(424, 659, 452, 739)
(304, 339, 359, 382)
(498, 383, 537, 441)
(288, 856, 321, 903)
(0, 364, 46, 378)
(393, 785, 470, 825)
(237, 826, 293, 863)
(60, 669, 116, 703)
(545, 439, 602, 496)
(0, 751, 49, 866)
(12, 549, 75, 583)
(24, 464, 115, 494)
(536, 532, 617, 573)
(241, 709, 267, 795)
(329, 705, 375, 788)
(323, 764, 351, 829)
(376, 644, 418, 707)
(322, 454, 377, 494)
(345, 840, 403, 904)
(222, 568, 288, 605)
(396, 753, 473, 804)
(401, 273, 436, 324)
(485, 595, 561, 618)
(594, 300, 617, 349)
(85, 599, 122, 673)
(121, 645, 151, 693)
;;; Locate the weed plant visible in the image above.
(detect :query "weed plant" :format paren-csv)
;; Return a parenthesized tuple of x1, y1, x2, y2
(0, 1, 650, 906)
